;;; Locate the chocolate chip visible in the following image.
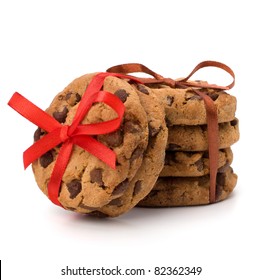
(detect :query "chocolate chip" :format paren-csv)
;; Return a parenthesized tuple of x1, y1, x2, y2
(34, 127, 45, 141)
(53, 106, 69, 123)
(133, 180, 142, 196)
(185, 94, 202, 101)
(137, 84, 149, 94)
(217, 162, 230, 173)
(124, 121, 141, 133)
(66, 179, 82, 199)
(207, 92, 219, 101)
(230, 119, 238, 126)
(39, 150, 54, 168)
(114, 89, 129, 103)
(130, 147, 144, 162)
(76, 93, 81, 102)
(65, 92, 81, 106)
(166, 95, 174, 106)
(107, 198, 123, 206)
(65, 92, 72, 100)
(147, 190, 159, 198)
(167, 144, 182, 150)
(149, 124, 161, 137)
(99, 129, 123, 147)
(195, 159, 204, 171)
(216, 184, 223, 199)
(90, 168, 104, 187)
(216, 173, 226, 187)
(112, 179, 129, 196)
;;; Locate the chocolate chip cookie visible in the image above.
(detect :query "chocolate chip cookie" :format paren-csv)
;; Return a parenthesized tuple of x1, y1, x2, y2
(87, 85, 168, 217)
(167, 119, 239, 151)
(161, 148, 233, 177)
(32, 73, 150, 211)
(138, 164, 237, 207)
(148, 85, 237, 125)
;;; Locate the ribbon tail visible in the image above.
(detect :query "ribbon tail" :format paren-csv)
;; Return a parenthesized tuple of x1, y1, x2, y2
(48, 141, 74, 207)
(23, 129, 63, 169)
(107, 63, 164, 80)
(8, 92, 61, 132)
(74, 135, 116, 169)
(206, 106, 219, 204)
(195, 91, 219, 203)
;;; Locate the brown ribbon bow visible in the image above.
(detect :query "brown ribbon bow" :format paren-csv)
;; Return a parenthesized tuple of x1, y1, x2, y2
(107, 61, 235, 203)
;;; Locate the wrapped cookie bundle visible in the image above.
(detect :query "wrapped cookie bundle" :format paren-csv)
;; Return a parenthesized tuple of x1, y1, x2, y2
(8, 61, 239, 217)
(137, 81, 239, 207)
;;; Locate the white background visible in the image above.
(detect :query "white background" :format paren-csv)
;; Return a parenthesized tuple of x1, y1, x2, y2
(0, 0, 261, 279)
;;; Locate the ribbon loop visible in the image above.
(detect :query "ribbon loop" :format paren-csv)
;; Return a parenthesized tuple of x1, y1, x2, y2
(107, 63, 164, 80)
(178, 60, 235, 90)
(162, 78, 176, 88)
(8, 92, 61, 132)
(107, 60, 235, 91)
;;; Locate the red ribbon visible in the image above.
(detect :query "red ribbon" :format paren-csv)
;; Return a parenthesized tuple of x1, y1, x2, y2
(8, 72, 142, 207)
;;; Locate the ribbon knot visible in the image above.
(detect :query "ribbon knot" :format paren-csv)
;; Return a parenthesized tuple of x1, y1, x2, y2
(162, 78, 176, 88)
(60, 125, 70, 142)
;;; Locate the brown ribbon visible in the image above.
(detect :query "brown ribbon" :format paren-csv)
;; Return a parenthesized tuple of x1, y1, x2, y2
(107, 61, 235, 203)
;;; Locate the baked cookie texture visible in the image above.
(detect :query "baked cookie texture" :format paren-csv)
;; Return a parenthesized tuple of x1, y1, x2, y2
(147, 85, 237, 125)
(161, 148, 233, 177)
(166, 119, 239, 151)
(134, 81, 239, 208)
(138, 165, 237, 207)
(32, 74, 150, 211)
(96, 85, 168, 217)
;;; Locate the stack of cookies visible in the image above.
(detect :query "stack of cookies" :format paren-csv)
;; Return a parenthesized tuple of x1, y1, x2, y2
(10, 66, 239, 217)
(31, 74, 168, 217)
(138, 86, 239, 207)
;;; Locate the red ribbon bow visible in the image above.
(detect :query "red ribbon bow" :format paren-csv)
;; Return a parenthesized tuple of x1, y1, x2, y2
(8, 72, 141, 207)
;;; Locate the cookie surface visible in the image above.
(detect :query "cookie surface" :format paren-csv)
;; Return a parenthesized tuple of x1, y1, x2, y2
(32, 73, 149, 211)
(90, 84, 168, 217)
(161, 148, 233, 177)
(167, 119, 239, 151)
(150, 86, 237, 125)
(138, 165, 237, 207)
